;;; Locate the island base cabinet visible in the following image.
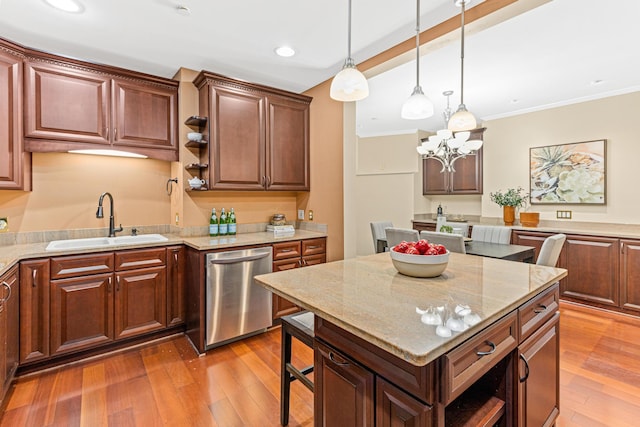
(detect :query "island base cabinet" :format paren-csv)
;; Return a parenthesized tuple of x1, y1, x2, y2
(376, 377, 433, 427)
(314, 341, 374, 427)
(1, 265, 19, 405)
(517, 312, 560, 427)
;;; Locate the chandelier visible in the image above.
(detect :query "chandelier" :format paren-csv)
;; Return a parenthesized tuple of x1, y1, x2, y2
(416, 91, 482, 172)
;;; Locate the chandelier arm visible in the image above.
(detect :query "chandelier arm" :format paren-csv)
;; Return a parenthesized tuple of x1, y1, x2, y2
(347, 0, 352, 59)
(424, 153, 448, 173)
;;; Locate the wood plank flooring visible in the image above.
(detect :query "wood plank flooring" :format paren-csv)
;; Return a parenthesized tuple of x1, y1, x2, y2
(2, 302, 640, 426)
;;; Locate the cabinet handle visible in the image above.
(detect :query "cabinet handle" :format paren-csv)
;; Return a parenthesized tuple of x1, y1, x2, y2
(113, 127, 117, 140)
(297, 259, 303, 267)
(476, 340, 496, 357)
(32, 269, 37, 287)
(301, 259, 308, 266)
(306, 245, 320, 250)
(1, 281, 11, 303)
(105, 127, 109, 139)
(519, 354, 530, 383)
(116, 276, 120, 291)
(533, 304, 547, 314)
(329, 351, 350, 366)
(173, 251, 179, 265)
(107, 277, 112, 293)
(280, 249, 294, 253)
(265, 176, 271, 189)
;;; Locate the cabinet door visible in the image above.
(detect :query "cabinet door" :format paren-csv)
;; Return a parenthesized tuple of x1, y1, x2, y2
(112, 79, 177, 153)
(24, 61, 110, 144)
(511, 230, 549, 262)
(422, 158, 449, 195)
(208, 85, 266, 190)
(114, 266, 167, 340)
(167, 246, 186, 326)
(20, 259, 50, 363)
(0, 46, 30, 190)
(272, 259, 301, 319)
(376, 377, 433, 427)
(1, 265, 19, 401)
(50, 273, 114, 356)
(620, 239, 640, 313)
(562, 235, 618, 307)
(314, 341, 375, 427)
(518, 313, 560, 427)
(449, 147, 483, 194)
(265, 96, 310, 191)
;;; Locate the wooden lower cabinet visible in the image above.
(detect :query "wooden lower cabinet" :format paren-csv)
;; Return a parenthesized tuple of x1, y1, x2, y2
(517, 312, 560, 426)
(19, 259, 50, 363)
(314, 340, 375, 427)
(1, 265, 19, 405)
(50, 273, 114, 355)
(114, 266, 166, 339)
(167, 245, 186, 326)
(272, 238, 327, 320)
(376, 378, 433, 427)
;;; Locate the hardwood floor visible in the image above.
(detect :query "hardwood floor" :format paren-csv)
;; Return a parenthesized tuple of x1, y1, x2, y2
(2, 302, 640, 426)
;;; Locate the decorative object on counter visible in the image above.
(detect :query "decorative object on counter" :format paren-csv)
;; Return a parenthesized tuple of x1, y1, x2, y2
(188, 177, 206, 190)
(448, 0, 477, 132)
(228, 208, 237, 235)
(530, 139, 606, 205)
(400, 0, 434, 120)
(389, 241, 449, 278)
(267, 224, 295, 237)
(209, 208, 218, 237)
(187, 132, 203, 142)
(519, 212, 540, 227)
(416, 91, 483, 172)
(219, 208, 228, 235)
(271, 214, 287, 226)
(330, 0, 369, 101)
(416, 302, 480, 338)
(490, 187, 527, 226)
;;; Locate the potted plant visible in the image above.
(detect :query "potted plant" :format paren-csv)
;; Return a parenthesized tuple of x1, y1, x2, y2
(490, 187, 528, 226)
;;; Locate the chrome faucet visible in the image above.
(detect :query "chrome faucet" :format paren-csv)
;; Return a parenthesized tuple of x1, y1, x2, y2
(96, 192, 123, 237)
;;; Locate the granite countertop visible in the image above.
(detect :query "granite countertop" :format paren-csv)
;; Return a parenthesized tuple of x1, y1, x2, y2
(412, 214, 640, 240)
(0, 229, 326, 276)
(255, 252, 567, 366)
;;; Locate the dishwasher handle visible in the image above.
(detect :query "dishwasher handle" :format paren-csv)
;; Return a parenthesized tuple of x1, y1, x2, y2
(208, 251, 272, 265)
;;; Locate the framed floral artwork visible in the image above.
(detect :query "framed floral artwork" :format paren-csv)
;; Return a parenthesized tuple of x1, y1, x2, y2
(530, 139, 606, 204)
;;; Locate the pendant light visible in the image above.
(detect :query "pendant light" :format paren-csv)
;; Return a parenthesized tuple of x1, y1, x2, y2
(330, 0, 369, 101)
(448, 0, 477, 131)
(401, 0, 434, 119)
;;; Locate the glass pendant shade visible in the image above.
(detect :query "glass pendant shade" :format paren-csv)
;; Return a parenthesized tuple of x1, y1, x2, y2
(401, 86, 434, 119)
(448, 105, 476, 131)
(330, 59, 369, 101)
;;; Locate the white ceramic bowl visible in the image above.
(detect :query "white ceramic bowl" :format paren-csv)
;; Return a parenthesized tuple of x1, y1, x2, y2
(187, 132, 203, 142)
(390, 249, 449, 278)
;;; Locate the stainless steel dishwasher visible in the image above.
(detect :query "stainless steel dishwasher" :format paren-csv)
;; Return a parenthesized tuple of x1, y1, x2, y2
(206, 246, 273, 349)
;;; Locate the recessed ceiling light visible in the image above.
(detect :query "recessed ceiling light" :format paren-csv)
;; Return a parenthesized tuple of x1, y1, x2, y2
(590, 79, 604, 86)
(176, 5, 191, 16)
(43, 0, 84, 13)
(275, 46, 296, 57)
(510, 99, 520, 104)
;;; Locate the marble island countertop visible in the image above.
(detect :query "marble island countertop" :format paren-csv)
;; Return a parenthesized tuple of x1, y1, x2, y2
(255, 252, 567, 366)
(0, 229, 326, 276)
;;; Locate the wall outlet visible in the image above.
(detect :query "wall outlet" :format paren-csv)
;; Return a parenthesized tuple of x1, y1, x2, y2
(298, 209, 305, 220)
(556, 210, 572, 219)
(308, 210, 314, 221)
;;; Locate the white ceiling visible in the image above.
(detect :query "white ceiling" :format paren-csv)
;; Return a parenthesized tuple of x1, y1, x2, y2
(1, 0, 639, 137)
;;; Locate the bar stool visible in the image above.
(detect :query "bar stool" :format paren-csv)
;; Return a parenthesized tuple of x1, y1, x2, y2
(281, 310, 315, 426)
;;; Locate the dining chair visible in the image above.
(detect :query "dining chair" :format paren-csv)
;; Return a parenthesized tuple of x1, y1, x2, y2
(370, 221, 394, 253)
(536, 233, 566, 267)
(471, 225, 512, 244)
(385, 227, 420, 248)
(419, 230, 466, 254)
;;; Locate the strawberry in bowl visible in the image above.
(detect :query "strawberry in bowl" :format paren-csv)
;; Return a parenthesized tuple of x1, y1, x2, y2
(390, 240, 449, 278)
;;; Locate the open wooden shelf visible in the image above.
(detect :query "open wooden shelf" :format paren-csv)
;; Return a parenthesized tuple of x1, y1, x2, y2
(446, 393, 505, 427)
(184, 115, 207, 128)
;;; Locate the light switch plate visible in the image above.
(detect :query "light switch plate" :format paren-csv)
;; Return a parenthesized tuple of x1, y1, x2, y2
(298, 209, 305, 220)
(556, 210, 572, 219)
(309, 210, 314, 221)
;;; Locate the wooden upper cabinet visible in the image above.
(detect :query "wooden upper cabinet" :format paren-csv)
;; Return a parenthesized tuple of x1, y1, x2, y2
(0, 42, 31, 190)
(266, 96, 310, 191)
(24, 60, 110, 144)
(112, 79, 177, 152)
(422, 128, 484, 195)
(23, 52, 178, 161)
(209, 85, 266, 189)
(194, 71, 311, 191)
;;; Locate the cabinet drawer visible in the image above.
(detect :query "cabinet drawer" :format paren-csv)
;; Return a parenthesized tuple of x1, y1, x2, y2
(51, 253, 114, 279)
(518, 284, 559, 343)
(273, 241, 301, 260)
(273, 258, 300, 271)
(115, 248, 166, 271)
(303, 253, 326, 267)
(441, 311, 517, 405)
(302, 238, 326, 256)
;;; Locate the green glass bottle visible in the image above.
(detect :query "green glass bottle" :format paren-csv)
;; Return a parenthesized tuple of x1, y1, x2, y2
(228, 207, 237, 235)
(219, 208, 228, 235)
(209, 208, 218, 237)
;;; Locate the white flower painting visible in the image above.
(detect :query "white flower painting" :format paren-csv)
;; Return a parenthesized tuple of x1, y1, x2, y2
(530, 140, 606, 204)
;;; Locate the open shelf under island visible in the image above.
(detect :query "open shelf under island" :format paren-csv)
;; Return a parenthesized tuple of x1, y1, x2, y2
(255, 251, 567, 427)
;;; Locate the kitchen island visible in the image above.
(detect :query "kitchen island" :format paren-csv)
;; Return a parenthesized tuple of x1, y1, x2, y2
(255, 252, 567, 426)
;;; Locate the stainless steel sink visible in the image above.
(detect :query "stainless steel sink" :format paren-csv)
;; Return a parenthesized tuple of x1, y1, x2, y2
(45, 234, 169, 251)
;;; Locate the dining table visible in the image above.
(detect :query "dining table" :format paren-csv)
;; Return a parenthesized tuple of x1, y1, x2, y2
(377, 238, 535, 263)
